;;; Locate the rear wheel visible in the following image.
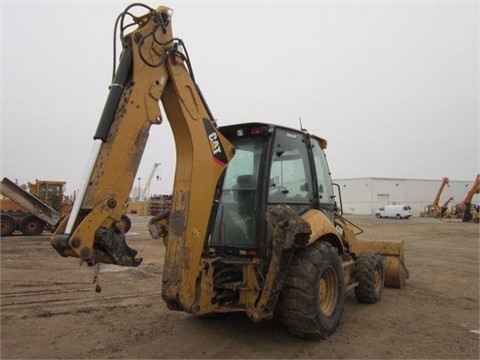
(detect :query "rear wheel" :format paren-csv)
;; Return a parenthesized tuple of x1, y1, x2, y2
(396, 214, 402, 219)
(19, 215, 45, 236)
(354, 250, 384, 304)
(278, 241, 345, 339)
(1, 215, 16, 236)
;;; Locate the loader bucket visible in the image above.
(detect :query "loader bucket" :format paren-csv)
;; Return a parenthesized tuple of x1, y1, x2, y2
(335, 216, 410, 288)
(353, 239, 410, 288)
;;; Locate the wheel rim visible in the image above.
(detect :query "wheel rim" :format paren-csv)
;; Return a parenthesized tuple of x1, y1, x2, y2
(373, 263, 383, 292)
(27, 222, 38, 231)
(2, 218, 15, 235)
(319, 265, 339, 316)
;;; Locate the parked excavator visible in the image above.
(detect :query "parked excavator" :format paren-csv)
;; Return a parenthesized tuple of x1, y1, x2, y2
(50, 3, 409, 339)
(444, 175, 480, 222)
(420, 177, 450, 218)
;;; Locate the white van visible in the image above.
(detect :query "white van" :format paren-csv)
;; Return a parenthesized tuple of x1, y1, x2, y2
(375, 204, 412, 219)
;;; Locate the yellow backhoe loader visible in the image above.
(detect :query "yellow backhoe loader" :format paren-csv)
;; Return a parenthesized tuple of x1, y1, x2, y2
(50, 3, 409, 339)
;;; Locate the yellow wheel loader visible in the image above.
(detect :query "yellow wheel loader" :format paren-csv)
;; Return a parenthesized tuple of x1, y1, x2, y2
(50, 3, 409, 339)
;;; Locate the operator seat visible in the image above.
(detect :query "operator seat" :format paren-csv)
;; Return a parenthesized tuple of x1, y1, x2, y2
(236, 175, 256, 216)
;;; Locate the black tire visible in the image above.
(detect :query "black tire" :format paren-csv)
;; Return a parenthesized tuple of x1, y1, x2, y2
(115, 215, 132, 233)
(354, 250, 384, 304)
(396, 214, 402, 219)
(1, 215, 16, 237)
(375, 214, 382, 218)
(19, 215, 45, 236)
(278, 241, 345, 339)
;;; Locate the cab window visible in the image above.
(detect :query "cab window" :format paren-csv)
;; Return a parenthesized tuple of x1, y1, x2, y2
(268, 129, 313, 214)
(209, 138, 263, 248)
(311, 139, 334, 205)
(310, 138, 335, 221)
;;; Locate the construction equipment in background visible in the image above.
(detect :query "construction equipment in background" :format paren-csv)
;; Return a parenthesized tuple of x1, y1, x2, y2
(420, 177, 450, 218)
(440, 197, 454, 214)
(140, 162, 161, 201)
(443, 174, 480, 222)
(470, 205, 480, 223)
(50, 3, 409, 339)
(460, 175, 480, 222)
(461, 174, 480, 222)
(126, 162, 162, 215)
(0, 177, 71, 236)
(1, 177, 131, 236)
(124, 201, 148, 216)
(148, 194, 172, 216)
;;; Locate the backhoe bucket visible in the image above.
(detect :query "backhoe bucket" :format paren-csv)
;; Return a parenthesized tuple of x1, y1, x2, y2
(354, 239, 409, 288)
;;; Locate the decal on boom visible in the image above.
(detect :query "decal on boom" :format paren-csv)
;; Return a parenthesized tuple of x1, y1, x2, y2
(203, 118, 228, 166)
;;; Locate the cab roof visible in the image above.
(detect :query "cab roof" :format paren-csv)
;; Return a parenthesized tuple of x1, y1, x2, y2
(219, 122, 328, 149)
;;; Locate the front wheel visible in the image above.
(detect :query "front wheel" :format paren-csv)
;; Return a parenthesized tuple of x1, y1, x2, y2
(1, 215, 16, 236)
(278, 241, 345, 339)
(354, 250, 384, 304)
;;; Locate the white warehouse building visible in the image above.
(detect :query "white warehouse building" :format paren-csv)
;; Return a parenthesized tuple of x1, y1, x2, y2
(332, 177, 479, 216)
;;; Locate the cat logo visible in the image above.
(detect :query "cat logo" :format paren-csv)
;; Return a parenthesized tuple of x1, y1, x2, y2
(208, 131, 222, 155)
(203, 118, 228, 166)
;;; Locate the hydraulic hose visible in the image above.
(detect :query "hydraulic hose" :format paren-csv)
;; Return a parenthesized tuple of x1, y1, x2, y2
(94, 46, 133, 142)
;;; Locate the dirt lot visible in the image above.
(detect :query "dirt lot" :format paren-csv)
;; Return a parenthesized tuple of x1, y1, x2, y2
(1, 215, 478, 359)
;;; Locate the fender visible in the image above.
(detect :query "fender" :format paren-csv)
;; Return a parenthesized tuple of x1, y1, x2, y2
(302, 209, 344, 254)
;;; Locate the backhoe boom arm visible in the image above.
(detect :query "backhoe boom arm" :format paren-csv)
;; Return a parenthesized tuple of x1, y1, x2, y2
(51, 5, 234, 269)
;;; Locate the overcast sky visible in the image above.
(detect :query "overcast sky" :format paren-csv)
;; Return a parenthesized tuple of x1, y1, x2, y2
(1, 0, 478, 197)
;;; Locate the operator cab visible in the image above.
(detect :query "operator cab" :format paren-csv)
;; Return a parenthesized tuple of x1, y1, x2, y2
(207, 123, 336, 257)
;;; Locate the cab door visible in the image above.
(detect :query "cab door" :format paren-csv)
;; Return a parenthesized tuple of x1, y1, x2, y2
(267, 129, 314, 215)
(309, 138, 336, 222)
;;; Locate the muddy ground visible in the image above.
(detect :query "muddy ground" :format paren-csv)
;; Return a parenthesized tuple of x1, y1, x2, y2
(1, 215, 478, 359)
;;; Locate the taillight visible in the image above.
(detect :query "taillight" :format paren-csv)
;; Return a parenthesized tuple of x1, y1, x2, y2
(250, 127, 263, 136)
